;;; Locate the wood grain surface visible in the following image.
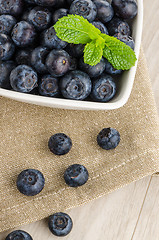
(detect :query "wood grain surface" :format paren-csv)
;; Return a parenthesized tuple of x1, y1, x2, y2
(1, 0, 159, 239)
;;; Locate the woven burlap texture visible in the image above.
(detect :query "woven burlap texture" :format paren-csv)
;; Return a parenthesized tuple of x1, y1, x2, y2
(0, 48, 159, 232)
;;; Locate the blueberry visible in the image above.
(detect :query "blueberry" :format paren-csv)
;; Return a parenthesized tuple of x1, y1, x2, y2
(64, 164, 89, 187)
(25, 0, 35, 4)
(0, 0, 23, 16)
(0, 34, 15, 61)
(65, 43, 84, 58)
(48, 212, 73, 237)
(97, 127, 120, 150)
(35, 0, 57, 7)
(113, 33, 135, 50)
(91, 74, 116, 102)
(5, 230, 33, 240)
(55, 0, 66, 8)
(16, 169, 45, 196)
(107, 17, 131, 36)
(112, 0, 138, 19)
(105, 59, 122, 75)
(11, 21, 36, 47)
(52, 8, 68, 24)
(79, 57, 106, 77)
(60, 70, 92, 100)
(92, 0, 114, 23)
(0, 15, 16, 34)
(31, 46, 49, 74)
(48, 133, 72, 155)
(39, 75, 60, 97)
(15, 48, 32, 65)
(69, 56, 77, 71)
(10, 65, 38, 93)
(67, 0, 73, 5)
(0, 61, 16, 89)
(41, 26, 67, 50)
(28, 7, 52, 31)
(70, 0, 97, 22)
(45, 49, 71, 77)
(21, 7, 33, 21)
(92, 21, 108, 34)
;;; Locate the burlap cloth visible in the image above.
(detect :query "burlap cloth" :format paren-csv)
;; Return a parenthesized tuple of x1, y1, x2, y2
(0, 48, 159, 232)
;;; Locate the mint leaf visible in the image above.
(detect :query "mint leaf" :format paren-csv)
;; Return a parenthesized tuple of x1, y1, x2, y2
(54, 15, 100, 44)
(84, 40, 103, 66)
(101, 34, 137, 70)
(87, 23, 101, 40)
(54, 15, 137, 69)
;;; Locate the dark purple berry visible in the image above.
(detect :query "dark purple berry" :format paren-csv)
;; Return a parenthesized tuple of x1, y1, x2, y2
(31, 46, 49, 74)
(35, 0, 57, 7)
(41, 26, 67, 50)
(0, 15, 16, 34)
(70, 0, 97, 22)
(11, 21, 36, 47)
(55, 0, 65, 8)
(48, 133, 72, 155)
(10, 65, 38, 93)
(16, 169, 45, 196)
(64, 164, 89, 187)
(79, 57, 106, 77)
(97, 127, 120, 150)
(65, 43, 84, 58)
(105, 58, 122, 75)
(21, 7, 33, 21)
(5, 230, 33, 240)
(112, 0, 138, 19)
(45, 49, 71, 77)
(69, 57, 77, 71)
(92, 0, 114, 23)
(15, 48, 32, 65)
(25, 0, 36, 4)
(92, 21, 108, 34)
(52, 8, 68, 24)
(28, 7, 52, 31)
(67, 0, 73, 5)
(0, 0, 23, 16)
(114, 33, 135, 49)
(0, 61, 16, 89)
(0, 33, 15, 61)
(49, 213, 73, 237)
(91, 74, 116, 102)
(107, 17, 131, 36)
(60, 70, 92, 100)
(39, 75, 60, 97)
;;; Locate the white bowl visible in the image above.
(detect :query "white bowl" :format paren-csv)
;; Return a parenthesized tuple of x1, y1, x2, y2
(0, 0, 143, 110)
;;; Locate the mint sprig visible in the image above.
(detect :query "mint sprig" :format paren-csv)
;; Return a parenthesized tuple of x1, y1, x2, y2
(54, 15, 137, 70)
(84, 41, 103, 66)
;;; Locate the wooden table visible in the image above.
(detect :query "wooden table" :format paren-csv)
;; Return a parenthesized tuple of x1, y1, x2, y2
(1, 0, 159, 239)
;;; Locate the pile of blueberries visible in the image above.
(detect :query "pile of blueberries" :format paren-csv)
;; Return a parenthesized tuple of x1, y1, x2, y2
(0, 0, 137, 102)
(5, 127, 120, 238)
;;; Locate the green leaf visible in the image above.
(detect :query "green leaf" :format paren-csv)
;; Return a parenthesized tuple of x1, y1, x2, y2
(54, 15, 137, 70)
(54, 15, 100, 44)
(101, 34, 137, 70)
(87, 23, 101, 40)
(84, 40, 103, 66)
